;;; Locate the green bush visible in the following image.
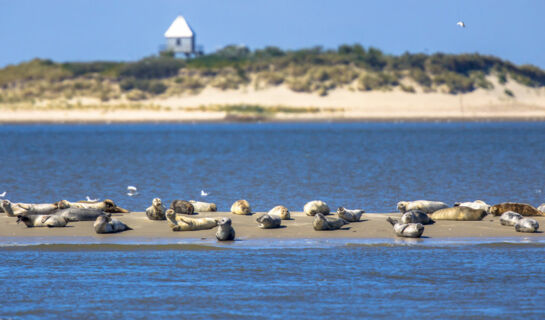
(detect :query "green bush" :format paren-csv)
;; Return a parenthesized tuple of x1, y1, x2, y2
(409, 68, 431, 87)
(120, 57, 184, 79)
(504, 89, 515, 97)
(358, 72, 399, 91)
(120, 78, 167, 94)
(433, 72, 475, 94)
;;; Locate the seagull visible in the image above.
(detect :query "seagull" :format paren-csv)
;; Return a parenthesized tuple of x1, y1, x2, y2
(0, 191, 6, 198)
(201, 190, 209, 197)
(86, 196, 99, 202)
(457, 21, 466, 28)
(127, 186, 139, 197)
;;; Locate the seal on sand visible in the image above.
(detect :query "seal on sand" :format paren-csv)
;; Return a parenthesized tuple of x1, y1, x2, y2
(54, 208, 106, 222)
(489, 203, 543, 217)
(304, 200, 330, 216)
(94, 214, 132, 234)
(538, 203, 545, 214)
(63, 199, 129, 213)
(515, 218, 539, 233)
(313, 213, 348, 231)
(499, 211, 523, 226)
(166, 209, 218, 231)
(16, 214, 68, 228)
(189, 200, 217, 212)
(267, 205, 290, 220)
(386, 217, 424, 238)
(170, 200, 195, 215)
(429, 207, 487, 221)
(216, 217, 235, 241)
(336, 207, 364, 222)
(454, 200, 490, 213)
(401, 210, 434, 225)
(397, 200, 448, 214)
(1, 200, 15, 217)
(256, 214, 282, 229)
(231, 200, 251, 215)
(146, 198, 166, 220)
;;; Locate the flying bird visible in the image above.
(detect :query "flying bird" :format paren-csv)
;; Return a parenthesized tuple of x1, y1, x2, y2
(0, 191, 6, 198)
(127, 186, 139, 197)
(201, 190, 209, 197)
(86, 196, 99, 202)
(457, 21, 466, 28)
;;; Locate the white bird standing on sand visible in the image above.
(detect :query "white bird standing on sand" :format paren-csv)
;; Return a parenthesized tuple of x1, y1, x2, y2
(86, 196, 99, 202)
(457, 21, 466, 28)
(201, 190, 209, 197)
(0, 191, 6, 198)
(127, 186, 138, 197)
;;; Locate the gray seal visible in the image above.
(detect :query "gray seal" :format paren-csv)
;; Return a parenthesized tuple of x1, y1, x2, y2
(397, 200, 448, 214)
(1, 200, 15, 217)
(313, 213, 348, 231)
(94, 214, 132, 234)
(386, 217, 424, 238)
(146, 198, 166, 220)
(401, 210, 434, 225)
(515, 218, 539, 233)
(216, 217, 235, 241)
(170, 200, 195, 215)
(499, 211, 523, 226)
(54, 208, 106, 221)
(336, 207, 364, 222)
(16, 213, 69, 228)
(256, 214, 281, 229)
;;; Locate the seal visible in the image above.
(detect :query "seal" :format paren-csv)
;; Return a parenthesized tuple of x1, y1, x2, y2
(400, 210, 434, 225)
(166, 209, 218, 231)
(189, 200, 217, 212)
(489, 202, 544, 217)
(336, 207, 364, 222)
(16, 213, 68, 228)
(54, 208, 106, 222)
(538, 203, 545, 214)
(429, 207, 487, 221)
(256, 214, 282, 229)
(499, 211, 523, 226)
(94, 214, 132, 234)
(170, 200, 195, 215)
(63, 199, 129, 213)
(146, 198, 166, 220)
(267, 205, 290, 220)
(1, 200, 15, 217)
(397, 200, 448, 214)
(216, 217, 235, 241)
(231, 200, 251, 215)
(304, 200, 330, 216)
(313, 213, 348, 231)
(454, 200, 490, 213)
(386, 217, 424, 238)
(515, 218, 539, 233)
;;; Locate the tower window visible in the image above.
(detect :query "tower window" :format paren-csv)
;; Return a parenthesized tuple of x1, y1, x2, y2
(176, 38, 181, 46)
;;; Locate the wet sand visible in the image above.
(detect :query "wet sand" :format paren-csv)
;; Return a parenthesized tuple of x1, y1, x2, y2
(1, 211, 544, 241)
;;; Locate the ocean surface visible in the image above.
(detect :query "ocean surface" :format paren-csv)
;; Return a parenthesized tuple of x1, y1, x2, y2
(1, 122, 545, 319)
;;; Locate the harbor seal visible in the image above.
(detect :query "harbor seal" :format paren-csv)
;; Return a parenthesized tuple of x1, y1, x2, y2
(94, 214, 132, 234)
(170, 200, 195, 215)
(267, 205, 290, 220)
(304, 200, 330, 216)
(166, 209, 218, 231)
(63, 199, 129, 213)
(146, 198, 166, 220)
(54, 208, 106, 222)
(454, 200, 491, 213)
(429, 207, 487, 221)
(216, 217, 235, 241)
(538, 203, 545, 213)
(189, 200, 217, 212)
(499, 211, 523, 226)
(401, 210, 434, 225)
(256, 214, 282, 229)
(313, 213, 348, 231)
(397, 200, 448, 214)
(489, 202, 544, 217)
(231, 200, 251, 215)
(336, 207, 364, 222)
(386, 217, 424, 238)
(1, 200, 15, 217)
(16, 214, 68, 228)
(515, 218, 540, 233)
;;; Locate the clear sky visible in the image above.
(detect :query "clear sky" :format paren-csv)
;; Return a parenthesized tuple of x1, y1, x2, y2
(1, 0, 544, 68)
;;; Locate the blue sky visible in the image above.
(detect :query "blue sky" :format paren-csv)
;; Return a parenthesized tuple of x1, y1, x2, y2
(1, 0, 544, 68)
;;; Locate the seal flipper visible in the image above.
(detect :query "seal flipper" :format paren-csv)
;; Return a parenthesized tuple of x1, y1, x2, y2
(386, 217, 397, 226)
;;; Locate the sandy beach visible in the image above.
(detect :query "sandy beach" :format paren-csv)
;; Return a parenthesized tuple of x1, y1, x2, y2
(1, 211, 544, 241)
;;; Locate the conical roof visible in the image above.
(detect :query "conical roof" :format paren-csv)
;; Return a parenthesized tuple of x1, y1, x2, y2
(164, 16, 194, 38)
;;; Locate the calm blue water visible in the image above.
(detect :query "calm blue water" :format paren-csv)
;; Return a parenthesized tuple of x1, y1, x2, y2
(1, 122, 545, 319)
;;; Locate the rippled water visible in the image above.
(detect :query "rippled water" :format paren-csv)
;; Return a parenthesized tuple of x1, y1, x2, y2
(1, 122, 545, 212)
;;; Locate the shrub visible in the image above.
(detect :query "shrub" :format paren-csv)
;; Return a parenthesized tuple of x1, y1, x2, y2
(433, 72, 475, 94)
(358, 72, 399, 91)
(409, 68, 432, 87)
(400, 84, 416, 93)
(120, 57, 184, 79)
(504, 89, 515, 97)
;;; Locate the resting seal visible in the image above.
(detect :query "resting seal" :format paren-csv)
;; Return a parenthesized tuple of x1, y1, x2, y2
(313, 213, 348, 231)
(166, 209, 218, 231)
(216, 217, 235, 241)
(500, 211, 523, 226)
(430, 207, 487, 221)
(397, 200, 448, 214)
(63, 199, 129, 213)
(256, 214, 281, 229)
(1, 200, 15, 217)
(454, 200, 491, 213)
(267, 205, 290, 220)
(538, 203, 545, 214)
(189, 200, 217, 212)
(386, 217, 424, 238)
(54, 208, 105, 222)
(16, 214, 68, 228)
(231, 200, 251, 215)
(489, 202, 544, 217)
(515, 218, 539, 233)
(401, 210, 434, 225)
(146, 198, 166, 220)
(304, 200, 330, 216)
(94, 214, 132, 234)
(336, 207, 364, 222)
(170, 200, 195, 215)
